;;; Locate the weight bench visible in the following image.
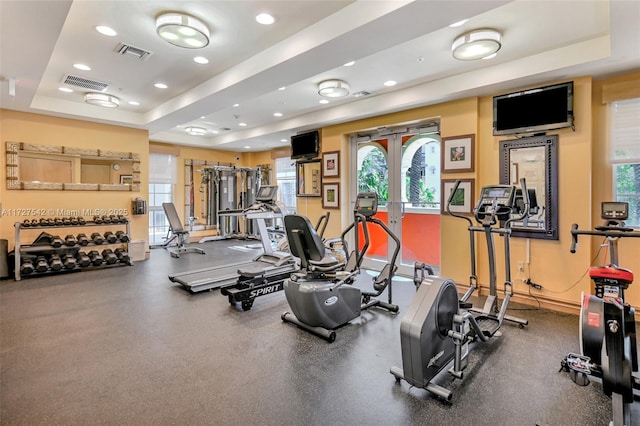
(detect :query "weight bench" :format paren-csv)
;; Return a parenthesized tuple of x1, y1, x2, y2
(161, 202, 205, 258)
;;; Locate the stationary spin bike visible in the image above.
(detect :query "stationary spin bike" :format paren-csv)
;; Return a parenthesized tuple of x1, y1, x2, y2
(281, 192, 400, 342)
(390, 179, 531, 401)
(560, 201, 640, 426)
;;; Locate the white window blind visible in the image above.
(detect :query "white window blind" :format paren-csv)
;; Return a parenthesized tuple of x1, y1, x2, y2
(149, 153, 177, 184)
(610, 97, 640, 163)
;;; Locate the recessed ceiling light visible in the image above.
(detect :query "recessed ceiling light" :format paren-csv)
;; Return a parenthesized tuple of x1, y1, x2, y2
(194, 56, 209, 64)
(278, 86, 286, 91)
(343, 61, 356, 67)
(73, 63, 91, 71)
(128, 101, 140, 106)
(239, 122, 247, 127)
(233, 103, 239, 107)
(449, 19, 469, 28)
(256, 13, 275, 25)
(384, 80, 397, 87)
(280, 139, 287, 142)
(154, 83, 168, 89)
(274, 112, 283, 117)
(58, 87, 73, 93)
(96, 26, 117, 36)
(244, 146, 251, 149)
(319, 99, 329, 104)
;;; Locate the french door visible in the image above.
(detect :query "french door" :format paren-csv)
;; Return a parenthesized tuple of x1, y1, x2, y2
(350, 124, 441, 276)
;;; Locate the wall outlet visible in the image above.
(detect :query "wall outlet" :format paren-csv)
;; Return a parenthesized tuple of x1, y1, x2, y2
(518, 261, 525, 272)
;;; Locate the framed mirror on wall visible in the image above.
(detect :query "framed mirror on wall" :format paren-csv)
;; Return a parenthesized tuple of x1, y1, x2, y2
(296, 160, 321, 197)
(499, 134, 558, 240)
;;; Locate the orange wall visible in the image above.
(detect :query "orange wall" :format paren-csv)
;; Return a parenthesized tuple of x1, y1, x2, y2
(0, 109, 149, 250)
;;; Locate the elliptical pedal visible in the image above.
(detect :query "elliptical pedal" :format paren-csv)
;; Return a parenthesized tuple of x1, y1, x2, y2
(474, 315, 501, 338)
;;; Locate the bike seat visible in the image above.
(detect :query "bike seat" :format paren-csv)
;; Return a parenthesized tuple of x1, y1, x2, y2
(589, 265, 633, 287)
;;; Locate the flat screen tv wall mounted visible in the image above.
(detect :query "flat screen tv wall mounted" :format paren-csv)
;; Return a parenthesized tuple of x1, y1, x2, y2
(493, 81, 574, 136)
(291, 130, 320, 160)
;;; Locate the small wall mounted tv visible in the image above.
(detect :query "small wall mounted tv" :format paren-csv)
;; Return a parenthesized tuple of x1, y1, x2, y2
(493, 81, 574, 136)
(291, 130, 320, 159)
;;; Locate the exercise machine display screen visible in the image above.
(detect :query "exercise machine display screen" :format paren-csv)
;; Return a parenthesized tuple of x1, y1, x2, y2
(476, 185, 515, 221)
(355, 192, 378, 217)
(601, 201, 628, 220)
(255, 185, 279, 203)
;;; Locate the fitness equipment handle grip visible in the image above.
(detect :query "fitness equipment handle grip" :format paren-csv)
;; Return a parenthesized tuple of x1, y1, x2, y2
(446, 180, 473, 226)
(570, 223, 579, 253)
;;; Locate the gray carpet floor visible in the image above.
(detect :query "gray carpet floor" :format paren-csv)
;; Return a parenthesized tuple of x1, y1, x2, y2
(1, 239, 638, 425)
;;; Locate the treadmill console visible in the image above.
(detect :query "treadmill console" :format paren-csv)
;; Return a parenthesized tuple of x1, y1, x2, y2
(255, 185, 279, 203)
(355, 192, 378, 217)
(601, 201, 628, 221)
(475, 185, 515, 222)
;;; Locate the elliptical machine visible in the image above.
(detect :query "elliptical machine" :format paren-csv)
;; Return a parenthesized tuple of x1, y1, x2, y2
(560, 201, 640, 426)
(281, 192, 400, 342)
(390, 179, 531, 401)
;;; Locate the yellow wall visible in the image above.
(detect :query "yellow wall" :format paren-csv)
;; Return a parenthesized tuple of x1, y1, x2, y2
(0, 109, 149, 250)
(2, 70, 638, 312)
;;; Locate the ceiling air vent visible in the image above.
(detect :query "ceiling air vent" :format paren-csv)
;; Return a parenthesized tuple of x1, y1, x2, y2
(61, 74, 109, 92)
(353, 90, 371, 98)
(114, 42, 153, 61)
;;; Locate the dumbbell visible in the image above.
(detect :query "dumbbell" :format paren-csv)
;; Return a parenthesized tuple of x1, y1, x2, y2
(62, 217, 71, 226)
(53, 217, 64, 226)
(39, 218, 50, 226)
(20, 258, 35, 275)
(48, 254, 63, 271)
(77, 217, 87, 226)
(35, 256, 49, 273)
(103, 231, 118, 244)
(101, 249, 118, 265)
(77, 233, 89, 246)
(87, 250, 104, 266)
(93, 215, 103, 224)
(22, 219, 32, 227)
(50, 235, 64, 248)
(101, 215, 112, 224)
(62, 254, 77, 269)
(76, 251, 91, 267)
(117, 215, 128, 223)
(114, 248, 130, 264)
(70, 217, 79, 225)
(91, 232, 105, 245)
(115, 231, 129, 242)
(64, 234, 77, 246)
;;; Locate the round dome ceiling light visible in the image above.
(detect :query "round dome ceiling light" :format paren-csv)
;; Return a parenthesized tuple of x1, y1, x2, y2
(185, 126, 207, 136)
(156, 12, 210, 49)
(84, 93, 120, 108)
(452, 28, 502, 60)
(317, 79, 350, 98)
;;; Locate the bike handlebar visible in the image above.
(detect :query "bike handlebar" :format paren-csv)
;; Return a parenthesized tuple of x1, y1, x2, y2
(570, 222, 640, 254)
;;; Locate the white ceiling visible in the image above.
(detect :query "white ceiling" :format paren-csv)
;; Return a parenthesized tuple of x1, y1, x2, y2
(1, 0, 638, 152)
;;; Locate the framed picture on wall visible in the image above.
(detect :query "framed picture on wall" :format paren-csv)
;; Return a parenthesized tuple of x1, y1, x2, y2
(322, 183, 339, 209)
(441, 134, 475, 173)
(441, 179, 475, 215)
(120, 175, 133, 184)
(322, 151, 340, 178)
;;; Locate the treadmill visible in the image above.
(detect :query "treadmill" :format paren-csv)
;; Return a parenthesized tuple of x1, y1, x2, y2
(168, 185, 297, 293)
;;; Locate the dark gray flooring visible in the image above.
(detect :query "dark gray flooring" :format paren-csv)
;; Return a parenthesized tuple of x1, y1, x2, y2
(1, 239, 638, 425)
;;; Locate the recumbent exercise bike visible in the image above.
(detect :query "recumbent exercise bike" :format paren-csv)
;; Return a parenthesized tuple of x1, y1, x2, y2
(390, 179, 532, 401)
(560, 201, 640, 426)
(281, 192, 400, 342)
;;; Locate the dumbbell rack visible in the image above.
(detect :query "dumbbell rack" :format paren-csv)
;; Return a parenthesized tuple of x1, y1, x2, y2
(13, 220, 132, 281)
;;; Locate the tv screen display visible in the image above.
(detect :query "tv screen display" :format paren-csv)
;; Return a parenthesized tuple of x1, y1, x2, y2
(291, 130, 320, 159)
(493, 82, 573, 136)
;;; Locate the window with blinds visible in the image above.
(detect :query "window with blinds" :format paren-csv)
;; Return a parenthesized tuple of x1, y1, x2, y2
(611, 97, 640, 227)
